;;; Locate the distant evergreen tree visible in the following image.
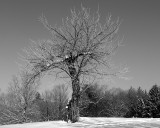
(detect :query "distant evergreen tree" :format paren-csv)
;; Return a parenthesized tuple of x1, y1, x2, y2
(133, 85, 160, 118)
(148, 84, 160, 117)
(149, 85, 160, 103)
(125, 87, 138, 117)
(136, 87, 152, 117)
(125, 86, 154, 118)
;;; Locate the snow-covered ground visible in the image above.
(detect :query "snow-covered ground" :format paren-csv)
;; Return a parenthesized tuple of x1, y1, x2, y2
(1, 117, 160, 128)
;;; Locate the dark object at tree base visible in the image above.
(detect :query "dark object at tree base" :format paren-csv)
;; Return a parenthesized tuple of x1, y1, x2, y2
(65, 97, 79, 123)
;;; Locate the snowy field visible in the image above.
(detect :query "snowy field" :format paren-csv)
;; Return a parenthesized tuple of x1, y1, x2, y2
(1, 117, 160, 128)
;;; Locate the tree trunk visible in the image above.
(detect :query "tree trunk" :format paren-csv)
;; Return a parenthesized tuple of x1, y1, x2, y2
(66, 55, 80, 123)
(68, 77, 80, 123)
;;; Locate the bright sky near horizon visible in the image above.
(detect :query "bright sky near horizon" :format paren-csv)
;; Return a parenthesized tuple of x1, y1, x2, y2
(0, 0, 160, 92)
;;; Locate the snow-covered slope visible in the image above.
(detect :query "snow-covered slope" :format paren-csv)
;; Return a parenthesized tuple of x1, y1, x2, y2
(1, 117, 160, 128)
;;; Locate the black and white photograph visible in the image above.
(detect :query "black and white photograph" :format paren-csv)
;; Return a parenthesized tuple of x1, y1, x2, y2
(0, 0, 160, 127)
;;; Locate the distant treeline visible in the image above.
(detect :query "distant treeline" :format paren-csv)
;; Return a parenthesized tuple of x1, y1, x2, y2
(80, 84, 160, 118)
(0, 83, 160, 125)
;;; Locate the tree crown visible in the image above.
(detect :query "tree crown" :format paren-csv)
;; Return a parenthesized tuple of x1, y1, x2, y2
(24, 6, 123, 82)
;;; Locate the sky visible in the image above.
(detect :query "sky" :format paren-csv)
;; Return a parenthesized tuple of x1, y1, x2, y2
(0, 0, 160, 92)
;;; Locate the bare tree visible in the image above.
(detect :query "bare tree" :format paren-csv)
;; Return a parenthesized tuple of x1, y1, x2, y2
(6, 71, 40, 122)
(41, 85, 69, 121)
(23, 6, 125, 122)
(51, 85, 69, 120)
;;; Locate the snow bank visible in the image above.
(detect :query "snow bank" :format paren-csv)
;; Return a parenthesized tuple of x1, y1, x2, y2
(1, 117, 160, 128)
